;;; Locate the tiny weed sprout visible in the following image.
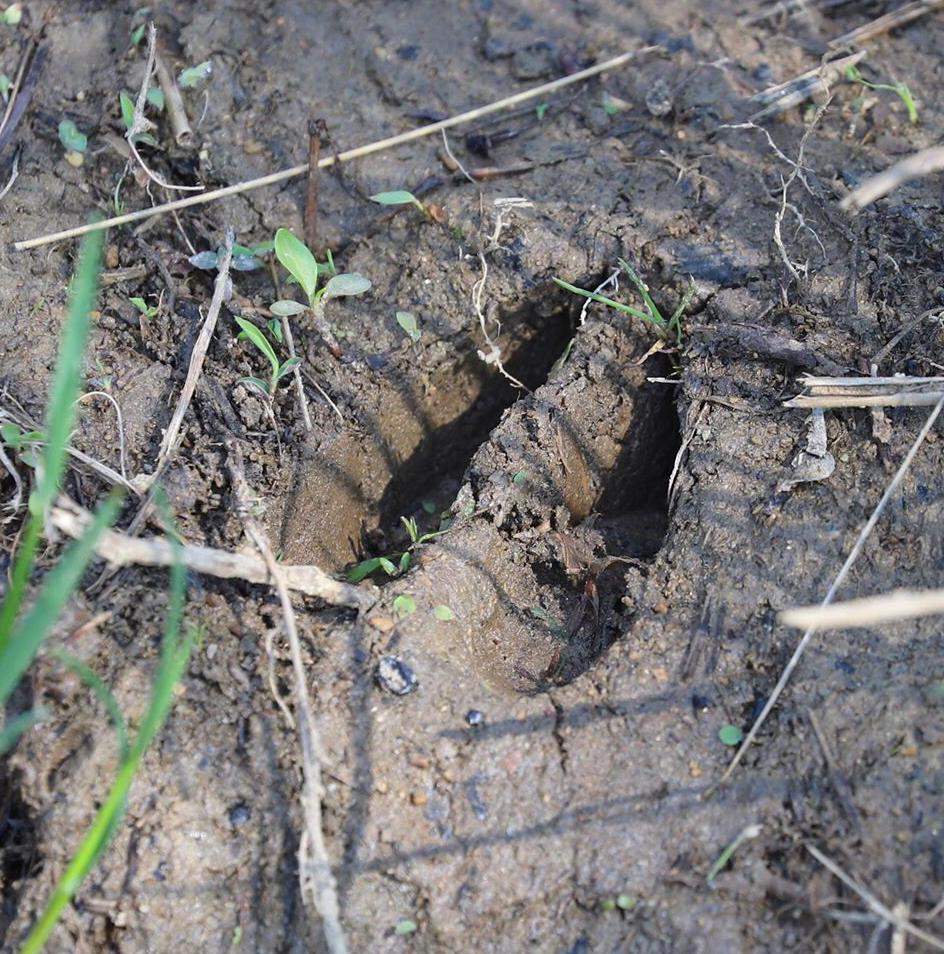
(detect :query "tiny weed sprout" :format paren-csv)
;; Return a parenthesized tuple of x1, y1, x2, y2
(0, 73, 11, 100)
(146, 86, 165, 111)
(396, 310, 421, 343)
(432, 605, 455, 621)
(392, 594, 416, 619)
(347, 513, 452, 583)
(370, 189, 426, 214)
(129, 296, 158, 319)
(130, 22, 146, 45)
(271, 228, 370, 353)
(57, 119, 87, 154)
(554, 258, 694, 347)
(119, 91, 158, 147)
(718, 724, 744, 746)
(234, 316, 300, 402)
(535, 102, 549, 120)
(0, 4, 22, 26)
(177, 60, 213, 89)
(845, 64, 919, 124)
(190, 241, 271, 272)
(394, 918, 418, 936)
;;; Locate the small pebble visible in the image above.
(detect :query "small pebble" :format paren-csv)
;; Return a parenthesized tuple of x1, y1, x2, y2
(242, 139, 264, 155)
(466, 709, 485, 727)
(105, 245, 120, 269)
(228, 803, 251, 827)
(376, 656, 418, 695)
(411, 790, 428, 806)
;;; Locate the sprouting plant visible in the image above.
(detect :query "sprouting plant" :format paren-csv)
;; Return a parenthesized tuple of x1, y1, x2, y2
(177, 60, 212, 89)
(119, 91, 158, 147)
(348, 514, 451, 583)
(234, 316, 300, 404)
(189, 241, 272, 272)
(554, 258, 694, 347)
(270, 228, 370, 354)
(845, 64, 918, 124)
(370, 189, 446, 223)
(0, 4, 22, 26)
(57, 119, 87, 155)
(0, 421, 45, 468)
(396, 310, 421, 343)
(129, 296, 158, 319)
(0, 72, 11, 101)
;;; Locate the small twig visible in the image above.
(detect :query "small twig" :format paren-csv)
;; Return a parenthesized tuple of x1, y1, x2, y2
(840, 145, 944, 212)
(709, 395, 944, 792)
(0, 43, 44, 156)
(49, 495, 372, 608)
(786, 374, 944, 408)
(125, 25, 201, 193)
(0, 439, 23, 517)
(153, 48, 192, 146)
(827, 0, 944, 48)
(747, 52, 864, 120)
(782, 587, 944, 629)
(14, 47, 660, 251)
(77, 391, 129, 481)
(442, 129, 475, 183)
(227, 442, 348, 954)
(305, 119, 325, 253)
(280, 316, 312, 433)
(806, 707, 861, 830)
(134, 235, 177, 316)
(0, 145, 20, 201)
(807, 844, 944, 951)
(149, 231, 234, 481)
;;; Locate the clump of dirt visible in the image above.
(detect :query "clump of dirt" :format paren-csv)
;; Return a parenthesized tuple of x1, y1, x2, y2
(3, 0, 944, 952)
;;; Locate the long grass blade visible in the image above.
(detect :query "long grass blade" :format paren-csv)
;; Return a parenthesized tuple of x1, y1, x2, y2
(21, 505, 197, 954)
(0, 492, 122, 706)
(0, 229, 104, 644)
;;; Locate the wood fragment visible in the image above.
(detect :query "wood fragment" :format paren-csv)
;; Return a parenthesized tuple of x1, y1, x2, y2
(305, 118, 326, 254)
(13, 46, 659, 251)
(226, 441, 349, 954)
(828, 0, 944, 48)
(840, 145, 944, 212)
(786, 374, 944, 408)
(49, 495, 372, 610)
(154, 49, 192, 146)
(782, 587, 944, 629)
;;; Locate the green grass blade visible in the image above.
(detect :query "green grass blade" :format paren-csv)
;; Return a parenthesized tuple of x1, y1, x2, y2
(51, 648, 128, 761)
(0, 230, 104, 646)
(21, 503, 197, 954)
(552, 278, 654, 323)
(234, 317, 279, 373)
(616, 258, 663, 322)
(0, 707, 49, 755)
(0, 492, 122, 707)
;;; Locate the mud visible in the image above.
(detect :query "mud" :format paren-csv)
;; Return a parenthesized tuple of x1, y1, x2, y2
(2, 1, 944, 952)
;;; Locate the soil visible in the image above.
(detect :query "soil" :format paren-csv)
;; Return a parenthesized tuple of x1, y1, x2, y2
(2, 1, 944, 952)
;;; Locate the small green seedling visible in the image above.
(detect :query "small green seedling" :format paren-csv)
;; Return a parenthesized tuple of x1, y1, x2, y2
(601, 893, 636, 912)
(190, 241, 272, 272)
(57, 119, 87, 154)
(146, 86, 165, 110)
(177, 60, 212, 89)
(392, 594, 416, 619)
(130, 22, 146, 45)
(718, 724, 743, 747)
(535, 102, 549, 120)
(0, 422, 45, 468)
(129, 296, 158, 319)
(396, 310, 421, 343)
(845, 63, 918, 124)
(271, 229, 370, 355)
(0, 73, 11, 101)
(394, 918, 418, 936)
(706, 823, 762, 884)
(554, 258, 694, 347)
(234, 316, 300, 403)
(0, 4, 22, 25)
(370, 189, 446, 223)
(347, 514, 451, 583)
(432, 605, 455, 621)
(119, 91, 159, 147)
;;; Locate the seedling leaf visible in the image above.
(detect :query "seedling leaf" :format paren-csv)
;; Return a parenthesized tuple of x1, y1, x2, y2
(119, 92, 135, 132)
(393, 594, 416, 619)
(718, 724, 743, 746)
(58, 119, 87, 153)
(432, 605, 454, 621)
(370, 190, 421, 208)
(347, 557, 383, 583)
(396, 310, 421, 342)
(240, 376, 270, 397)
(394, 919, 418, 936)
(276, 357, 301, 381)
(274, 228, 319, 300)
(178, 60, 212, 89)
(378, 557, 398, 576)
(322, 273, 371, 300)
(270, 299, 308, 317)
(234, 317, 279, 370)
(398, 551, 411, 573)
(188, 250, 219, 270)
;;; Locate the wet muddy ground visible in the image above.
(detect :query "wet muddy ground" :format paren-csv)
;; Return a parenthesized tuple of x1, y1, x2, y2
(2, 0, 944, 951)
